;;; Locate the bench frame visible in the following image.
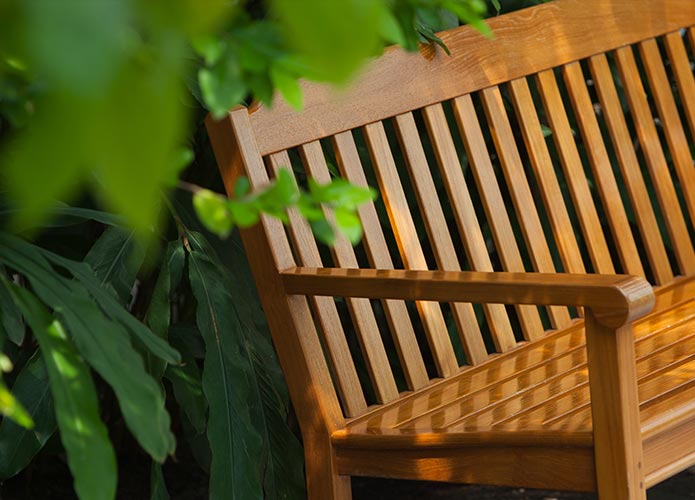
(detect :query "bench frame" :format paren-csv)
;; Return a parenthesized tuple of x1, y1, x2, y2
(207, 1, 695, 498)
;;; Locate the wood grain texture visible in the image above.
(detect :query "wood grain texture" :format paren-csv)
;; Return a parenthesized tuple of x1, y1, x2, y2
(331, 131, 430, 390)
(393, 112, 491, 361)
(536, 69, 614, 274)
(587, 54, 674, 285)
(335, 445, 596, 492)
(205, 3, 695, 496)
(638, 38, 695, 227)
(663, 32, 695, 140)
(268, 151, 368, 416)
(281, 267, 655, 328)
(509, 77, 586, 275)
(247, 0, 695, 155)
(615, 46, 695, 276)
(477, 88, 572, 330)
(422, 103, 516, 354)
(363, 121, 459, 377)
(561, 61, 645, 278)
(584, 312, 645, 499)
(300, 142, 399, 404)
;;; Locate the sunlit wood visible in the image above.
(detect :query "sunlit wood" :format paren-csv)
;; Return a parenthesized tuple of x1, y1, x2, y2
(206, 0, 695, 497)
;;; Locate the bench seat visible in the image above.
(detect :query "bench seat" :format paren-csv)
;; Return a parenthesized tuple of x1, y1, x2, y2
(333, 276, 695, 491)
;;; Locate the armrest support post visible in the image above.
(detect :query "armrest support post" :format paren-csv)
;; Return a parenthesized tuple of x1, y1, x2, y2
(585, 310, 646, 499)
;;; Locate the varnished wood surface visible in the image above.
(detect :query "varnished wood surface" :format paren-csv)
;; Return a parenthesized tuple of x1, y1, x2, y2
(332, 279, 695, 479)
(476, 87, 571, 331)
(267, 151, 368, 416)
(331, 131, 430, 391)
(281, 267, 655, 327)
(363, 121, 459, 377)
(205, 2, 695, 496)
(246, 0, 695, 155)
(587, 53, 673, 285)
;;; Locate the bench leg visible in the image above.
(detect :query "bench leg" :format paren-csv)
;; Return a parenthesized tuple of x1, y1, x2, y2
(305, 437, 352, 500)
(586, 313, 646, 500)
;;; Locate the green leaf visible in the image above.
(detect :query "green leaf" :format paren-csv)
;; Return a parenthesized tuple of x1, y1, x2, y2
(417, 23, 451, 55)
(308, 178, 376, 210)
(541, 124, 553, 137)
(84, 227, 145, 304)
(193, 189, 234, 238)
(272, 0, 385, 83)
(490, 0, 501, 13)
(191, 34, 224, 65)
(0, 353, 11, 372)
(240, 311, 305, 500)
(199, 54, 247, 118)
(334, 208, 363, 244)
(0, 275, 24, 345)
(188, 249, 264, 499)
(41, 250, 181, 366)
(228, 200, 259, 228)
(378, 7, 406, 46)
(0, 351, 56, 479)
(186, 230, 305, 499)
(270, 65, 302, 110)
(165, 359, 207, 434)
(0, 235, 176, 461)
(4, 283, 116, 500)
(145, 241, 185, 378)
(310, 218, 335, 246)
(233, 177, 251, 199)
(0, 378, 33, 429)
(150, 461, 170, 500)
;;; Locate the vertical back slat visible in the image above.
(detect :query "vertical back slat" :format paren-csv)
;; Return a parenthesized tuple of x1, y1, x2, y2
(536, 69, 615, 275)
(561, 62, 645, 278)
(392, 112, 493, 360)
(363, 121, 460, 377)
(614, 46, 695, 276)
(664, 32, 695, 141)
(332, 131, 430, 390)
(477, 89, 572, 330)
(638, 38, 695, 224)
(299, 142, 399, 403)
(508, 77, 587, 274)
(454, 93, 549, 338)
(422, 103, 517, 353)
(268, 151, 368, 415)
(588, 54, 674, 285)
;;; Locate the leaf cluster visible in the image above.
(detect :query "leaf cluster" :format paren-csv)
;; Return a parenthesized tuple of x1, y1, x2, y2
(192, 168, 376, 245)
(0, 206, 305, 500)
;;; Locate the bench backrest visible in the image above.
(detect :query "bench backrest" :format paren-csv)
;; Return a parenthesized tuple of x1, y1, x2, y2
(207, 0, 695, 430)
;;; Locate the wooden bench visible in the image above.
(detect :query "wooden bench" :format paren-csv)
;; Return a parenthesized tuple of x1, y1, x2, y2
(206, 1, 695, 498)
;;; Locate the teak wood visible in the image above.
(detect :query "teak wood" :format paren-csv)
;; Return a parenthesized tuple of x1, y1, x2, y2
(206, 1, 695, 498)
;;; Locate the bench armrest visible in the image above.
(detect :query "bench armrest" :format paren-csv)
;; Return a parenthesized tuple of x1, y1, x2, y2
(280, 267, 655, 327)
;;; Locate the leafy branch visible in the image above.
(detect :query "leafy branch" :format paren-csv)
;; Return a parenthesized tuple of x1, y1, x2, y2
(188, 168, 376, 246)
